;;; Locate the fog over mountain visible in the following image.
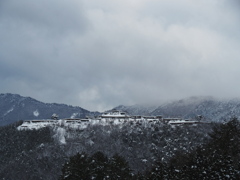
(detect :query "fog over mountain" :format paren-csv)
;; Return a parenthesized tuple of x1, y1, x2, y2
(1, 0, 240, 111)
(1, 93, 240, 126)
(1, 94, 240, 179)
(114, 96, 240, 122)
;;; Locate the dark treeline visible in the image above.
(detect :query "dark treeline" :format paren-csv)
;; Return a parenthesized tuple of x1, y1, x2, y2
(60, 152, 132, 180)
(0, 121, 59, 180)
(144, 118, 240, 179)
(0, 118, 239, 179)
(60, 118, 240, 179)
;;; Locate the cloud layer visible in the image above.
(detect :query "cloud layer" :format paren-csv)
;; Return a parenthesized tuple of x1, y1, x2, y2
(1, 0, 240, 111)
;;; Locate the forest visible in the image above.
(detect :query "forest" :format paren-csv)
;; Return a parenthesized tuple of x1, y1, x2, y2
(0, 118, 239, 179)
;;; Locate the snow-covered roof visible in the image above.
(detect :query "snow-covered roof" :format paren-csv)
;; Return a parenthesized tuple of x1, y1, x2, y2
(101, 110, 128, 117)
(168, 120, 199, 124)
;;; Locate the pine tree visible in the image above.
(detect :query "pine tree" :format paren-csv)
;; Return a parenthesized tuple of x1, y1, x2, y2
(60, 152, 90, 180)
(108, 153, 132, 179)
(145, 160, 167, 180)
(89, 151, 109, 179)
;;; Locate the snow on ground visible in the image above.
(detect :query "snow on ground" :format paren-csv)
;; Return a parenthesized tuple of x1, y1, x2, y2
(17, 120, 57, 130)
(70, 113, 78, 118)
(53, 127, 66, 144)
(17, 117, 155, 131)
(4, 107, 14, 116)
(17, 116, 206, 145)
(33, 110, 39, 117)
(17, 116, 204, 132)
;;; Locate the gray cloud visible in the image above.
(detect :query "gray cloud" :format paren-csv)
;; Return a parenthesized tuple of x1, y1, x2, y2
(1, 0, 240, 111)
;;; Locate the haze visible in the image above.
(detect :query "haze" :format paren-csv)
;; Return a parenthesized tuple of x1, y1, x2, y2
(1, 0, 240, 111)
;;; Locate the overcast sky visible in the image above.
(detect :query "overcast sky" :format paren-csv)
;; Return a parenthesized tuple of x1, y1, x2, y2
(0, 0, 240, 111)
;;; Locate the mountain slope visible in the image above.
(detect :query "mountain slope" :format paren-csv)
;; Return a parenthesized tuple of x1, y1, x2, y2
(114, 96, 240, 122)
(112, 104, 157, 116)
(2, 94, 240, 126)
(151, 97, 240, 121)
(0, 119, 213, 179)
(0, 93, 99, 126)
(151, 96, 216, 118)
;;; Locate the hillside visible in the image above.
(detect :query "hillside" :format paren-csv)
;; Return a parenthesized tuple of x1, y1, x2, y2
(0, 119, 213, 179)
(0, 93, 239, 179)
(0, 93, 99, 126)
(2, 94, 240, 126)
(113, 104, 158, 116)
(114, 96, 240, 122)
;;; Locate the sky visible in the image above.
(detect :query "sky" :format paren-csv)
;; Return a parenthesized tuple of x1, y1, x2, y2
(0, 0, 240, 111)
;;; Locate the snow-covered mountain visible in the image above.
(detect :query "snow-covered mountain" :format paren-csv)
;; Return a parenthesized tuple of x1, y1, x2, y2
(2, 93, 240, 126)
(112, 104, 158, 116)
(0, 93, 99, 126)
(1, 94, 239, 179)
(114, 96, 240, 122)
(1, 117, 212, 179)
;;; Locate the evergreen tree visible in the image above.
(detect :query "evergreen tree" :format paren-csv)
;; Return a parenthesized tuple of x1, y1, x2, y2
(89, 151, 109, 180)
(145, 161, 167, 180)
(60, 151, 133, 180)
(208, 117, 240, 157)
(108, 153, 132, 179)
(145, 118, 240, 179)
(60, 152, 90, 180)
(204, 118, 240, 179)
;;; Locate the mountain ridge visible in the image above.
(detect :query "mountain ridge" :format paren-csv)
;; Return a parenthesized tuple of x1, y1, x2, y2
(113, 96, 240, 122)
(0, 93, 99, 126)
(2, 93, 240, 126)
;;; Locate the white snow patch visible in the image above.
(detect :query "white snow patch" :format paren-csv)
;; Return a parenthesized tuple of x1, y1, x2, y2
(70, 113, 78, 118)
(17, 120, 58, 130)
(58, 119, 66, 126)
(87, 139, 94, 146)
(54, 127, 66, 144)
(4, 107, 14, 116)
(33, 110, 39, 117)
(38, 143, 45, 148)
